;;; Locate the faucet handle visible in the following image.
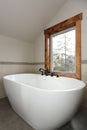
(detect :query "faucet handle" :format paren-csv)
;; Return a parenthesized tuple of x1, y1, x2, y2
(56, 74, 59, 77)
(51, 72, 55, 76)
(39, 68, 48, 75)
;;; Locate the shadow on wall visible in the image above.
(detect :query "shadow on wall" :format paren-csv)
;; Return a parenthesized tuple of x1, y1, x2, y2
(82, 85, 87, 107)
(0, 79, 6, 98)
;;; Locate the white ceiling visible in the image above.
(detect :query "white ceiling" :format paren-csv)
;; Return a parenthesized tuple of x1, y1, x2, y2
(0, 0, 66, 43)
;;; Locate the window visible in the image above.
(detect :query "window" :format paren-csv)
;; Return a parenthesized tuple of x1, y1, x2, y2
(51, 27, 76, 73)
(44, 13, 82, 79)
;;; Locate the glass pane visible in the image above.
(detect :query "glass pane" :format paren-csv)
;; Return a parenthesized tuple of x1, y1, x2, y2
(51, 28, 76, 73)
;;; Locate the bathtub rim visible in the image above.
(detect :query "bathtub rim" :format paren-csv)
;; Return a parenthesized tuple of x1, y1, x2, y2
(3, 73, 86, 92)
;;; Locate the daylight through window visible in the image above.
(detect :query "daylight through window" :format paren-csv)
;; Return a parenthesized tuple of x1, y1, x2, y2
(51, 27, 76, 73)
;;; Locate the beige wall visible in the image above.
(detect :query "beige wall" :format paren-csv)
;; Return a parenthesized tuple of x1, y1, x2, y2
(0, 35, 34, 62)
(34, 33, 44, 63)
(0, 35, 34, 98)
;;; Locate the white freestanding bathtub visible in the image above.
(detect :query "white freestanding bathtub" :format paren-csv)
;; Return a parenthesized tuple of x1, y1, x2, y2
(3, 74, 85, 130)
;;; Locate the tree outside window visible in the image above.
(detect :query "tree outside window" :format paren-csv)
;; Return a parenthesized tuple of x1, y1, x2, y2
(51, 29, 75, 73)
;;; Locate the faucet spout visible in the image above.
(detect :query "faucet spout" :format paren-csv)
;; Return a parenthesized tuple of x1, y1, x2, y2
(39, 68, 49, 75)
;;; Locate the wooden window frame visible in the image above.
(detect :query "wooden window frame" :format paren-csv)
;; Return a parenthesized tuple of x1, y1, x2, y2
(44, 13, 82, 79)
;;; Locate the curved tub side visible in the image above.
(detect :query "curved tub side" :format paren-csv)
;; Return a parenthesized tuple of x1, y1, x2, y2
(3, 74, 86, 130)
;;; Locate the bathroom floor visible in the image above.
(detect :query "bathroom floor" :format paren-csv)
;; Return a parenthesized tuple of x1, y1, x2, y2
(0, 98, 87, 130)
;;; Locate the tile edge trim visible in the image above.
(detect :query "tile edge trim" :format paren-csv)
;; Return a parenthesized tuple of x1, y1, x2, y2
(81, 60, 87, 64)
(0, 61, 44, 65)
